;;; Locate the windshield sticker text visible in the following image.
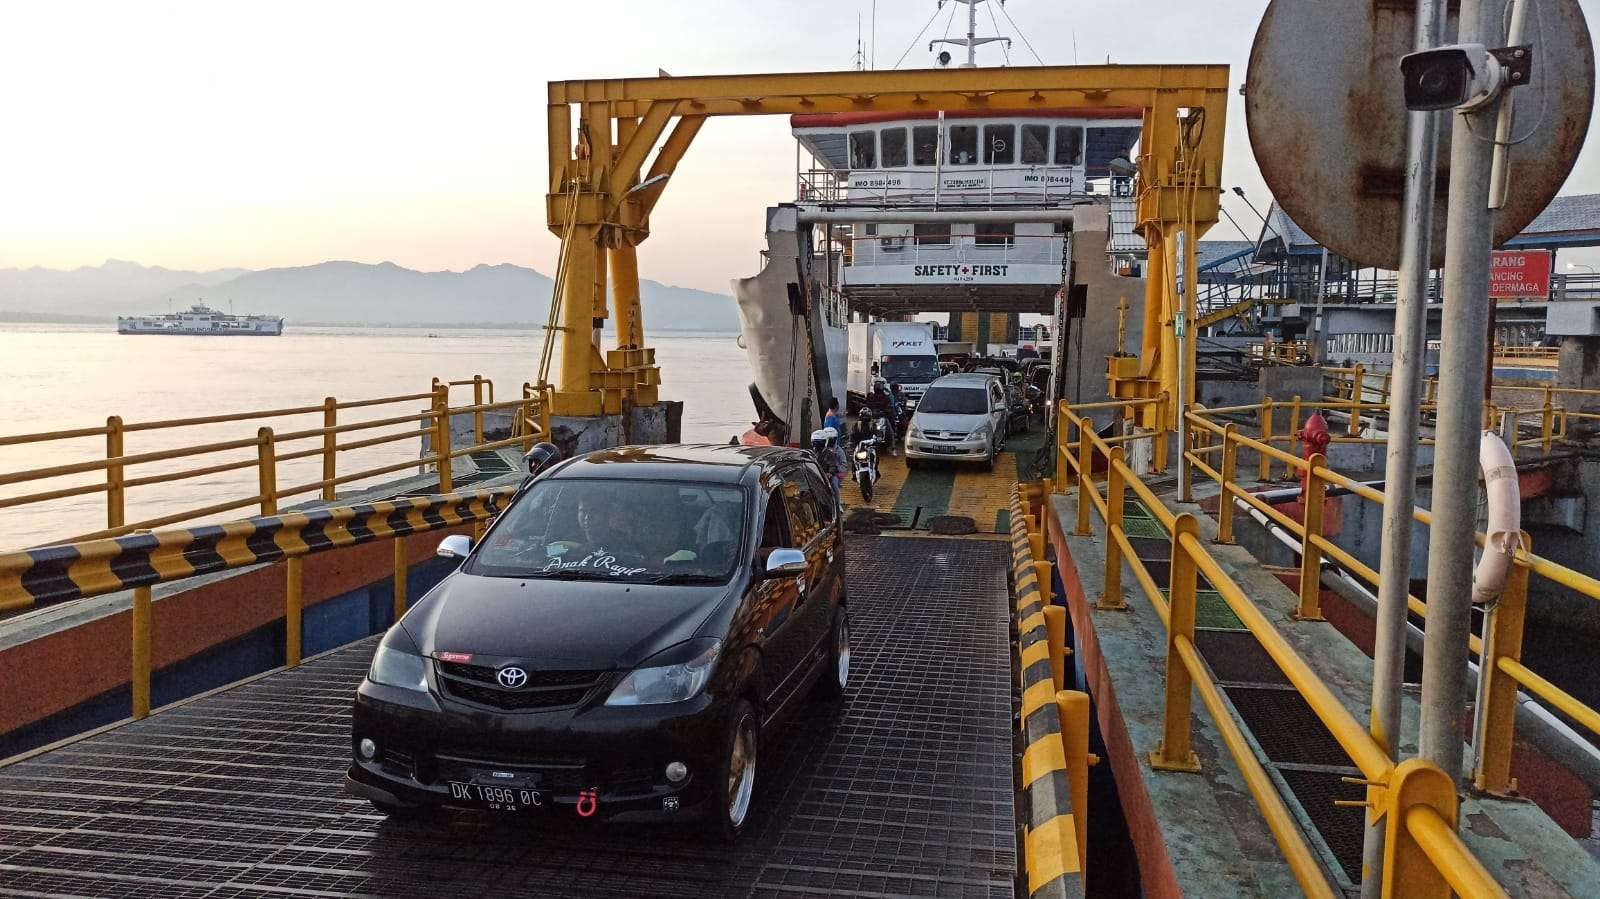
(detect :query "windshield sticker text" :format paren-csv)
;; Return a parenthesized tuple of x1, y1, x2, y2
(541, 551, 647, 578)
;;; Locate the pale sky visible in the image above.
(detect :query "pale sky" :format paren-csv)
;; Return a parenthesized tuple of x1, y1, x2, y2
(2, 0, 1598, 291)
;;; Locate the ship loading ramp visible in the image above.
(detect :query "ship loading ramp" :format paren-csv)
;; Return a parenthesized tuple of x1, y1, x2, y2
(0, 536, 1022, 898)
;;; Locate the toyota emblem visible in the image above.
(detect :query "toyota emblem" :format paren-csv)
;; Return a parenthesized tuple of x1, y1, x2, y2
(497, 666, 528, 688)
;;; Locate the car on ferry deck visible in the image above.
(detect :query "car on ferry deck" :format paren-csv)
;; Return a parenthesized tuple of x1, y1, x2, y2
(904, 372, 1009, 469)
(345, 444, 849, 841)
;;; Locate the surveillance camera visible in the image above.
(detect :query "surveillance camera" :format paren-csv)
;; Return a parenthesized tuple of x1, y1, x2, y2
(1400, 43, 1522, 112)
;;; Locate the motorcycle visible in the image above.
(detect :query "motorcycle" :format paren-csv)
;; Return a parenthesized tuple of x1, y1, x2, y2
(852, 435, 880, 503)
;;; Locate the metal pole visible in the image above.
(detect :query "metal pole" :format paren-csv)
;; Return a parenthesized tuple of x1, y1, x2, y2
(1419, 0, 1504, 783)
(1361, 0, 1446, 888)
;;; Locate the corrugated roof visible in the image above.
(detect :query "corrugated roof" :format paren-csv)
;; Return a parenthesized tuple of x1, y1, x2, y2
(1258, 201, 1319, 254)
(1521, 194, 1600, 236)
(1198, 240, 1256, 270)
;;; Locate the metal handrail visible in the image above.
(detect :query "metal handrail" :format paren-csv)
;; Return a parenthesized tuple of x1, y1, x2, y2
(1057, 399, 1509, 897)
(1184, 396, 1600, 800)
(0, 377, 553, 570)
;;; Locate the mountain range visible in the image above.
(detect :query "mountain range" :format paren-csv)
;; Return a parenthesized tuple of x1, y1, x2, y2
(0, 260, 741, 331)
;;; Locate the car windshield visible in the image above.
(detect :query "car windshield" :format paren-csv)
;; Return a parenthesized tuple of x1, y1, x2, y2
(881, 355, 939, 382)
(917, 386, 988, 415)
(466, 479, 746, 583)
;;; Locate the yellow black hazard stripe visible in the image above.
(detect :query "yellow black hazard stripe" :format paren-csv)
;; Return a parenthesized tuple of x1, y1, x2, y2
(1011, 485, 1086, 899)
(0, 488, 515, 610)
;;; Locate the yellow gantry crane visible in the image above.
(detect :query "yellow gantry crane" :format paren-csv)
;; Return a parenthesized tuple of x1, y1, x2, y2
(542, 65, 1230, 424)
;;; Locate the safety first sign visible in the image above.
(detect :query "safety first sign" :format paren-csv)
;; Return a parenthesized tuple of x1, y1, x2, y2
(1490, 250, 1552, 300)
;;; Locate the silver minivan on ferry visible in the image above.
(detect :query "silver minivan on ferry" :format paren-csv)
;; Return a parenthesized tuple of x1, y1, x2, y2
(903, 372, 1008, 470)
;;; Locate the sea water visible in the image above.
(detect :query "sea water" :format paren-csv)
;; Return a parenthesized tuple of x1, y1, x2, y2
(0, 323, 755, 548)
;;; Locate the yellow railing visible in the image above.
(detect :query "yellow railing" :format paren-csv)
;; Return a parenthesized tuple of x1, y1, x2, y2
(1247, 339, 1312, 365)
(0, 376, 552, 561)
(1057, 399, 1507, 899)
(1183, 400, 1600, 803)
(1324, 368, 1600, 458)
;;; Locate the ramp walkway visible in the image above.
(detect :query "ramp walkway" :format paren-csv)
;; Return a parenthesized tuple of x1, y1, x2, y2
(0, 536, 1017, 899)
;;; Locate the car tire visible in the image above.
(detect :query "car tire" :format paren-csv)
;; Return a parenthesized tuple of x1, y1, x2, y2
(985, 445, 996, 472)
(813, 607, 850, 701)
(705, 699, 759, 843)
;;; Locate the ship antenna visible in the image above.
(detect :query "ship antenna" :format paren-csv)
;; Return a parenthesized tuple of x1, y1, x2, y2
(929, 0, 1010, 68)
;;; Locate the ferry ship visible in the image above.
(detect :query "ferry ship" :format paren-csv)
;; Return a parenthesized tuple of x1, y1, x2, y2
(733, 2, 1140, 442)
(117, 301, 284, 336)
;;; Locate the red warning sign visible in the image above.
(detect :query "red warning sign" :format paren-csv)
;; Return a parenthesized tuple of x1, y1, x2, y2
(1490, 250, 1552, 300)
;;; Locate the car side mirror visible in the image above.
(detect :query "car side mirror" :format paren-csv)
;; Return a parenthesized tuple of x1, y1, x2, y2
(761, 548, 807, 579)
(437, 534, 472, 560)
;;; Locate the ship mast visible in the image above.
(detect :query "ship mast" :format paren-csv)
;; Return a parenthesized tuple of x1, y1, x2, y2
(930, 0, 1011, 68)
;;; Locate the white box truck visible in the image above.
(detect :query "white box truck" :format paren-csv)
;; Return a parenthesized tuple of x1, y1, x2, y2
(847, 322, 940, 408)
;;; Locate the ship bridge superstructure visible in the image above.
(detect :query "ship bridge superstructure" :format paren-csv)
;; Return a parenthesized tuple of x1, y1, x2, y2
(792, 108, 1140, 318)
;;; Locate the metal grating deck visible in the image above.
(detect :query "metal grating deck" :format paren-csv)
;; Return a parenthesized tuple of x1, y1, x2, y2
(0, 536, 1016, 898)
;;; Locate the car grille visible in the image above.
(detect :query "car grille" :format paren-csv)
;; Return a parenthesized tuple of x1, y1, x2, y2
(434, 661, 606, 711)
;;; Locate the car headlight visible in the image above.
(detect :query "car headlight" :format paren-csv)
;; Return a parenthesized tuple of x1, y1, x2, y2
(605, 639, 721, 706)
(909, 424, 923, 438)
(368, 643, 428, 692)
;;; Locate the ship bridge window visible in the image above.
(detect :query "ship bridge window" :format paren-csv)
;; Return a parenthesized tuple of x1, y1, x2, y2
(880, 128, 908, 168)
(1086, 125, 1141, 177)
(849, 131, 876, 169)
(913, 125, 939, 166)
(915, 223, 950, 246)
(949, 125, 977, 165)
(975, 223, 1015, 247)
(1054, 126, 1084, 166)
(1021, 125, 1050, 165)
(983, 124, 1015, 165)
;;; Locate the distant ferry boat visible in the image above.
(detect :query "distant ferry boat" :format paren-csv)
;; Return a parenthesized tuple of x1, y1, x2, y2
(117, 303, 284, 336)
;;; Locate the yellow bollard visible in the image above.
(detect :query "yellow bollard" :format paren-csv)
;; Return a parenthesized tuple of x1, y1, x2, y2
(1075, 423, 1093, 536)
(322, 397, 338, 502)
(1100, 447, 1128, 610)
(472, 374, 485, 446)
(1216, 425, 1238, 545)
(106, 416, 125, 530)
(131, 585, 152, 719)
(285, 557, 303, 667)
(393, 537, 409, 622)
(1296, 457, 1327, 621)
(257, 428, 278, 516)
(1474, 532, 1531, 796)
(1055, 690, 1095, 876)
(1043, 605, 1067, 693)
(1151, 514, 1202, 773)
(1034, 560, 1054, 608)
(433, 385, 453, 493)
(1258, 399, 1275, 482)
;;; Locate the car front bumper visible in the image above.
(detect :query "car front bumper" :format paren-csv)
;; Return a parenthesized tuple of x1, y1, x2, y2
(346, 678, 728, 823)
(904, 435, 991, 461)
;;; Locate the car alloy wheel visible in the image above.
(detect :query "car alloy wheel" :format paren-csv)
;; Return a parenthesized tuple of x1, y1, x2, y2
(814, 607, 849, 701)
(834, 613, 850, 688)
(726, 715, 757, 828)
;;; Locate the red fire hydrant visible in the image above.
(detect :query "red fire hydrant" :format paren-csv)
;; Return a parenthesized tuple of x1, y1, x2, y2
(1297, 412, 1331, 494)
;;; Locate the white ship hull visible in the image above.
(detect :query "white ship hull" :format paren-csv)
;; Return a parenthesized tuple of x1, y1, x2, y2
(118, 303, 284, 336)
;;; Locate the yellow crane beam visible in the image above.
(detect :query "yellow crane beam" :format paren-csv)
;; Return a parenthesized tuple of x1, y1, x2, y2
(542, 65, 1230, 419)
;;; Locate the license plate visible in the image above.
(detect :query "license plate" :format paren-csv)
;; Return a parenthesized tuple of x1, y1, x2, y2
(448, 781, 545, 811)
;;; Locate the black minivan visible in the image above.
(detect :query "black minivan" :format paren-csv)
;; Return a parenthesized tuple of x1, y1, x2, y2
(345, 445, 849, 841)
